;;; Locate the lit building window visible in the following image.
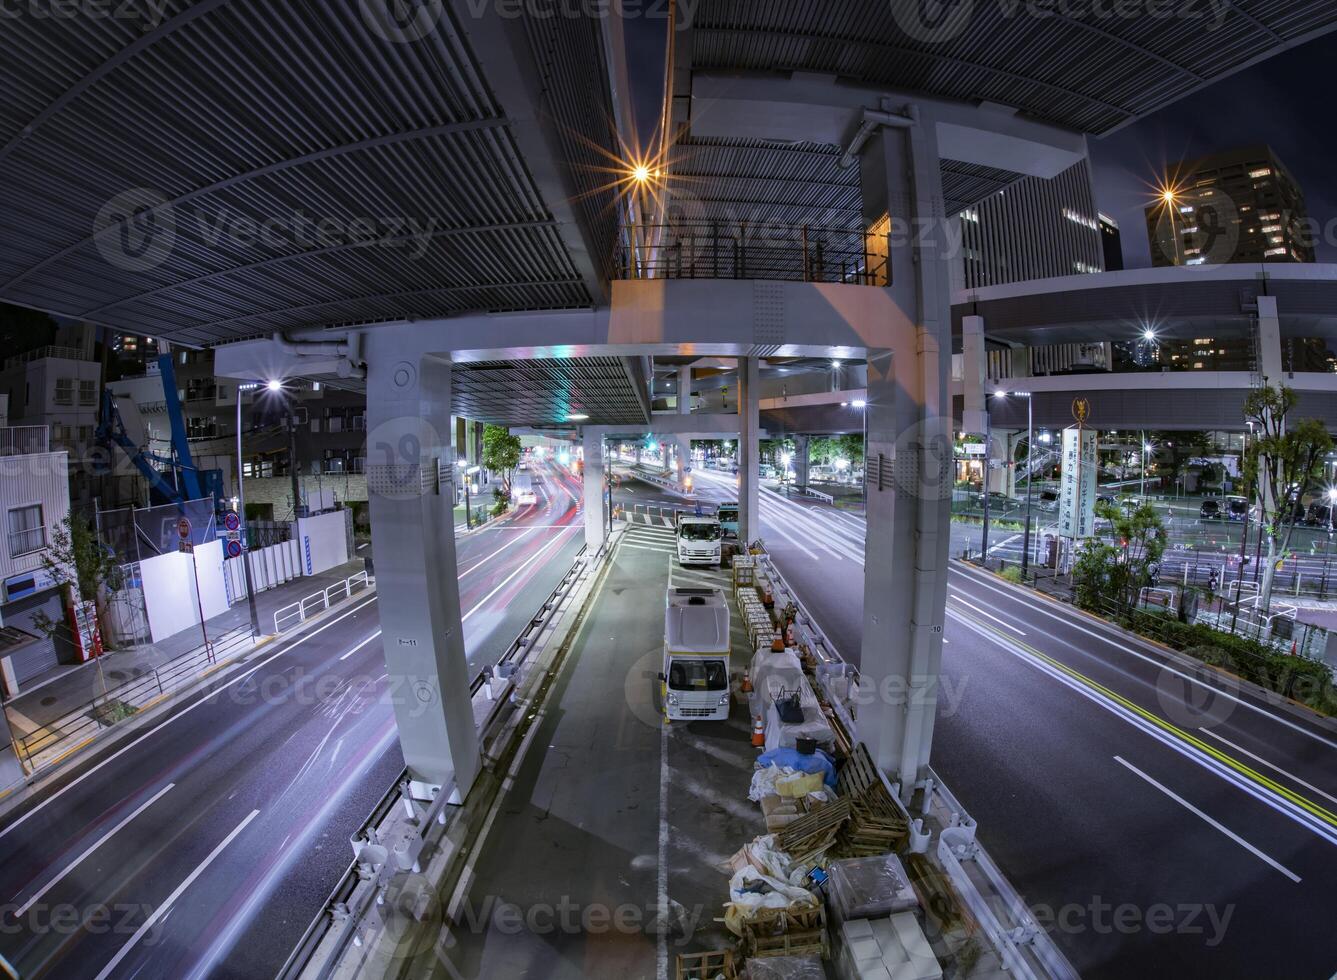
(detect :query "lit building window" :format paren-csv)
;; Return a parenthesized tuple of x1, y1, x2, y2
(1249, 168, 1272, 178)
(1264, 247, 1287, 256)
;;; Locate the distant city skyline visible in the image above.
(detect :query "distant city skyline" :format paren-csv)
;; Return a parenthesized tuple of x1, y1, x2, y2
(1090, 30, 1337, 268)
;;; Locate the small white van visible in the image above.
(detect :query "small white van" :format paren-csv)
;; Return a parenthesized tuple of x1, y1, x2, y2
(661, 587, 731, 721)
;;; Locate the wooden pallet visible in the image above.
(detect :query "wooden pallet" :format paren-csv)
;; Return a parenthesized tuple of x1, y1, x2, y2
(742, 906, 827, 960)
(675, 948, 738, 979)
(834, 745, 909, 855)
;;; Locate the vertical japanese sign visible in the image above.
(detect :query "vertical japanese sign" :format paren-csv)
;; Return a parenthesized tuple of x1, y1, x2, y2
(1059, 400, 1098, 539)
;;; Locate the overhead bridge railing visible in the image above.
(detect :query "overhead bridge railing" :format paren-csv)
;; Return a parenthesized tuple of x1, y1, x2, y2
(619, 221, 890, 285)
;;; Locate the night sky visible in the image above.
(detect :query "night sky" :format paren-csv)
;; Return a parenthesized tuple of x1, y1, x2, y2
(623, 22, 1337, 268)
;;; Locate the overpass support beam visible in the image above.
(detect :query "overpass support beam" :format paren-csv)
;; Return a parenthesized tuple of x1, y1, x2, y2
(857, 113, 952, 797)
(962, 315, 987, 437)
(583, 428, 606, 552)
(365, 349, 479, 799)
(1257, 295, 1283, 383)
(739, 357, 761, 544)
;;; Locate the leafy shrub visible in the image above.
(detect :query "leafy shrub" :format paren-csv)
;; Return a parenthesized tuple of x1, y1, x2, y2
(1000, 566, 1024, 584)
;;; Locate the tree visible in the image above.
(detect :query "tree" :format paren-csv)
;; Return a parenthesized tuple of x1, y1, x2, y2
(481, 424, 522, 492)
(32, 515, 125, 690)
(1072, 502, 1166, 610)
(1242, 384, 1333, 614)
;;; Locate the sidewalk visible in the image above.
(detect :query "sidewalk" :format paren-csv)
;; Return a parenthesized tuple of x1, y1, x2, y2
(3, 559, 369, 739)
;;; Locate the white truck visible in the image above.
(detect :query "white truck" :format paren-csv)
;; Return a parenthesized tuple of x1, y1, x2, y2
(676, 513, 722, 566)
(661, 587, 732, 722)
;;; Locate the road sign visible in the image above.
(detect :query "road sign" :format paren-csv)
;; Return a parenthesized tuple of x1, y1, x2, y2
(177, 517, 192, 539)
(224, 510, 241, 531)
(225, 539, 243, 558)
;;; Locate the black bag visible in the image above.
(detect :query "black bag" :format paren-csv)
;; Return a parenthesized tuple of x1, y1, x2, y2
(775, 689, 804, 724)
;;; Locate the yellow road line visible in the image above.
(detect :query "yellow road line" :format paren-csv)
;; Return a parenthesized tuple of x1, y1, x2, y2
(952, 605, 1337, 830)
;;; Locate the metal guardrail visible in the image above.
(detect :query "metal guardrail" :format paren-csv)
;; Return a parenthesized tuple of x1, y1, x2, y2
(620, 220, 889, 286)
(787, 484, 834, 505)
(273, 571, 370, 633)
(750, 544, 1077, 979)
(279, 544, 597, 980)
(12, 624, 252, 772)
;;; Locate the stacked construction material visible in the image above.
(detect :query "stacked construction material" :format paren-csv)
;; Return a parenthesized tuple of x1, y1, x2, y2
(743, 906, 828, 960)
(834, 745, 909, 856)
(776, 797, 853, 867)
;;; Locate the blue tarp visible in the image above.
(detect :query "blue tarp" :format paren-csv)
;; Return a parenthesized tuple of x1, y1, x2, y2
(756, 747, 838, 788)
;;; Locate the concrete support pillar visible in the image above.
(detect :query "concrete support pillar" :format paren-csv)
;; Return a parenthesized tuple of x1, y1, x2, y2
(738, 357, 760, 545)
(961, 315, 987, 437)
(856, 112, 952, 795)
(674, 436, 692, 483)
(583, 428, 606, 552)
(989, 431, 1023, 496)
(678, 364, 692, 414)
(793, 434, 810, 488)
(365, 350, 479, 798)
(1257, 295, 1283, 382)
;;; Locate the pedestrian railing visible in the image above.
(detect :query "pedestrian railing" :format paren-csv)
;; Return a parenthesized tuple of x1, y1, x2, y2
(273, 571, 370, 634)
(11, 624, 253, 774)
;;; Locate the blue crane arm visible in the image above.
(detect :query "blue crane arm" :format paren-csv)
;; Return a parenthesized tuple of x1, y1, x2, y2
(97, 389, 187, 504)
(155, 352, 204, 502)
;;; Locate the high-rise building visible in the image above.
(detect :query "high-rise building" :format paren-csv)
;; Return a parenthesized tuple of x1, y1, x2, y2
(1144, 144, 1313, 267)
(1099, 213, 1123, 271)
(954, 158, 1106, 290)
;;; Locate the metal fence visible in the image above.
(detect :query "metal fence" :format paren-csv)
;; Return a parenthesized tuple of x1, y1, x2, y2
(98, 497, 218, 563)
(272, 571, 370, 633)
(0, 425, 49, 457)
(12, 624, 252, 773)
(620, 221, 888, 285)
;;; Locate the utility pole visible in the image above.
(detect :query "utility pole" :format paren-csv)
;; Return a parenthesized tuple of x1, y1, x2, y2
(235, 385, 261, 637)
(288, 410, 305, 520)
(1022, 394, 1035, 578)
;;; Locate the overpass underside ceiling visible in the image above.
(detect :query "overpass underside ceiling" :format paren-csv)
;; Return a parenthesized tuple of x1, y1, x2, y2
(0, 1, 620, 346)
(686, 2, 1337, 136)
(451, 357, 649, 427)
(666, 136, 1024, 230)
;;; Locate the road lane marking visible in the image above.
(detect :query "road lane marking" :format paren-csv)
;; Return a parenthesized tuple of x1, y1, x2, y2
(0, 595, 377, 842)
(950, 594, 1025, 634)
(339, 631, 383, 662)
(950, 607, 1337, 845)
(949, 562, 1337, 752)
(93, 808, 260, 980)
(1199, 728, 1337, 808)
(461, 527, 578, 622)
(1113, 756, 1301, 883)
(656, 696, 670, 980)
(457, 526, 540, 576)
(14, 782, 176, 916)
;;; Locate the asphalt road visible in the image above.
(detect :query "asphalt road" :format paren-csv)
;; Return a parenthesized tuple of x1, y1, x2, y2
(621, 466, 1337, 978)
(0, 461, 585, 979)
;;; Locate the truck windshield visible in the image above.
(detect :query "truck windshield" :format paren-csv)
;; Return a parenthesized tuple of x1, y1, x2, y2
(680, 523, 721, 541)
(668, 659, 728, 691)
(718, 508, 738, 523)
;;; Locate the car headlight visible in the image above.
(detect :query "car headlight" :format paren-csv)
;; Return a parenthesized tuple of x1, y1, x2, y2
(718, 693, 731, 706)
(666, 692, 679, 705)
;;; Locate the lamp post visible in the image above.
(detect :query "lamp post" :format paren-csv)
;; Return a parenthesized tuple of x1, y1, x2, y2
(234, 383, 262, 637)
(1019, 392, 1035, 578)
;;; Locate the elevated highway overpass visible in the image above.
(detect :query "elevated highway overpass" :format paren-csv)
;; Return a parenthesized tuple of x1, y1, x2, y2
(3, 2, 1337, 977)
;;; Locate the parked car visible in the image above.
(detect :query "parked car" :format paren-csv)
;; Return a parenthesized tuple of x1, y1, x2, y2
(1037, 489, 1060, 512)
(1225, 495, 1249, 521)
(1199, 500, 1221, 520)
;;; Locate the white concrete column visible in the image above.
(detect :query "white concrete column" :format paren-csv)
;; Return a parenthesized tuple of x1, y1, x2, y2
(856, 112, 953, 795)
(738, 357, 760, 545)
(364, 348, 479, 798)
(793, 433, 810, 488)
(583, 428, 606, 551)
(678, 364, 692, 414)
(674, 436, 692, 483)
(1257, 295, 1283, 382)
(961, 315, 987, 437)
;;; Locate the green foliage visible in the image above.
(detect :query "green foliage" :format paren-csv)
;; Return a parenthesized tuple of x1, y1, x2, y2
(1072, 502, 1166, 609)
(809, 434, 863, 467)
(93, 699, 138, 725)
(1123, 612, 1336, 716)
(39, 515, 122, 603)
(1000, 566, 1024, 584)
(481, 424, 522, 488)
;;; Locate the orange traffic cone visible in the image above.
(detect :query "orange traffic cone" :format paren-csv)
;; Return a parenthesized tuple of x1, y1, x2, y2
(740, 672, 753, 693)
(751, 715, 765, 748)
